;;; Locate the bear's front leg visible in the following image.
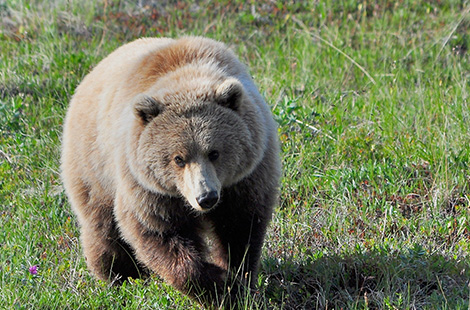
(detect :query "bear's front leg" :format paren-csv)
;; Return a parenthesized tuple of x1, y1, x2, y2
(114, 192, 230, 307)
(210, 206, 270, 286)
(208, 176, 277, 290)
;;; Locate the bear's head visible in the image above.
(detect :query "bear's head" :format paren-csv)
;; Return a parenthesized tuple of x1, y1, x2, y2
(130, 74, 265, 212)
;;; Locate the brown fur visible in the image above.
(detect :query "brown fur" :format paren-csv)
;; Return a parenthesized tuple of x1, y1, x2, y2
(61, 37, 281, 308)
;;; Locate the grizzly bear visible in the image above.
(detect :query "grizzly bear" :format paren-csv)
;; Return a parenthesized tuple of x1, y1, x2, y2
(61, 37, 281, 307)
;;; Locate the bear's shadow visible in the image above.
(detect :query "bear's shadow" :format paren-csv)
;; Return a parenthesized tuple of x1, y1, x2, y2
(259, 249, 469, 309)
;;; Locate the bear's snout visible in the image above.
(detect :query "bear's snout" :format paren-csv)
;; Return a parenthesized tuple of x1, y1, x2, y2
(196, 190, 219, 210)
(181, 160, 221, 212)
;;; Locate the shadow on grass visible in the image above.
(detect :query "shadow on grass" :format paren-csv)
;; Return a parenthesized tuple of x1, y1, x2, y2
(260, 247, 470, 309)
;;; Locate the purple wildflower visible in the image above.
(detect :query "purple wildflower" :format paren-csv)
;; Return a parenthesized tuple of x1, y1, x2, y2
(28, 265, 38, 275)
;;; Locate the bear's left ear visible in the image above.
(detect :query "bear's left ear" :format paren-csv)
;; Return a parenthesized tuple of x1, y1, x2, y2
(133, 95, 163, 124)
(215, 78, 244, 111)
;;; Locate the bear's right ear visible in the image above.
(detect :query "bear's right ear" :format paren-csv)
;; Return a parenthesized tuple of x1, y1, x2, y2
(215, 78, 244, 111)
(133, 95, 163, 124)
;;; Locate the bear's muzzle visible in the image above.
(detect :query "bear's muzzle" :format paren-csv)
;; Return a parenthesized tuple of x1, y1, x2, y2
(196, 190, 219, 210)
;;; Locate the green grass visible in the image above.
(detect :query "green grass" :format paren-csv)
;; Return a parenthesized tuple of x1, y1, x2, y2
(1, 0, 469, 309)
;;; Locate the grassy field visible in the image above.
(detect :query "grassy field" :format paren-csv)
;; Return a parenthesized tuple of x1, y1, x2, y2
(1, 0, 470, 309)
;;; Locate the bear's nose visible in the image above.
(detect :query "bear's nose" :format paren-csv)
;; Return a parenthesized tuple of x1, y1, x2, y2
(196, 191, 219, 210)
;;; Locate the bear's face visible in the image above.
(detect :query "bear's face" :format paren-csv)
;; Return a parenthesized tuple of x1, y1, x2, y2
(133, 79, 257, 212)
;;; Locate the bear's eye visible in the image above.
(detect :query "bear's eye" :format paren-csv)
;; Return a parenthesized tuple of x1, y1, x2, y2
(208, 150, 219, 162)
(174, 156, 185, 168)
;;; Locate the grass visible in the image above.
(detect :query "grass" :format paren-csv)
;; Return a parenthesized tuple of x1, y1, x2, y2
(1, 0, 469, 309)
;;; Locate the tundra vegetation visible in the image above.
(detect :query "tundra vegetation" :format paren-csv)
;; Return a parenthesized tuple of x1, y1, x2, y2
(1, 0, 469, 309)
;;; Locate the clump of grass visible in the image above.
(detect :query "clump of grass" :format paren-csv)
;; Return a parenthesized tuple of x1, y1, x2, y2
(261, 245, 469, 309)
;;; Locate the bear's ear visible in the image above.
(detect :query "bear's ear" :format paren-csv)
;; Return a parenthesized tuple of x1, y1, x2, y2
(133, 95, 163, 124)
(215, 78, 244, 111)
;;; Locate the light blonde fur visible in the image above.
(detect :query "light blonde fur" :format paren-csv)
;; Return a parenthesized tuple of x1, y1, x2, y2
(61, 37, 281, 307)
